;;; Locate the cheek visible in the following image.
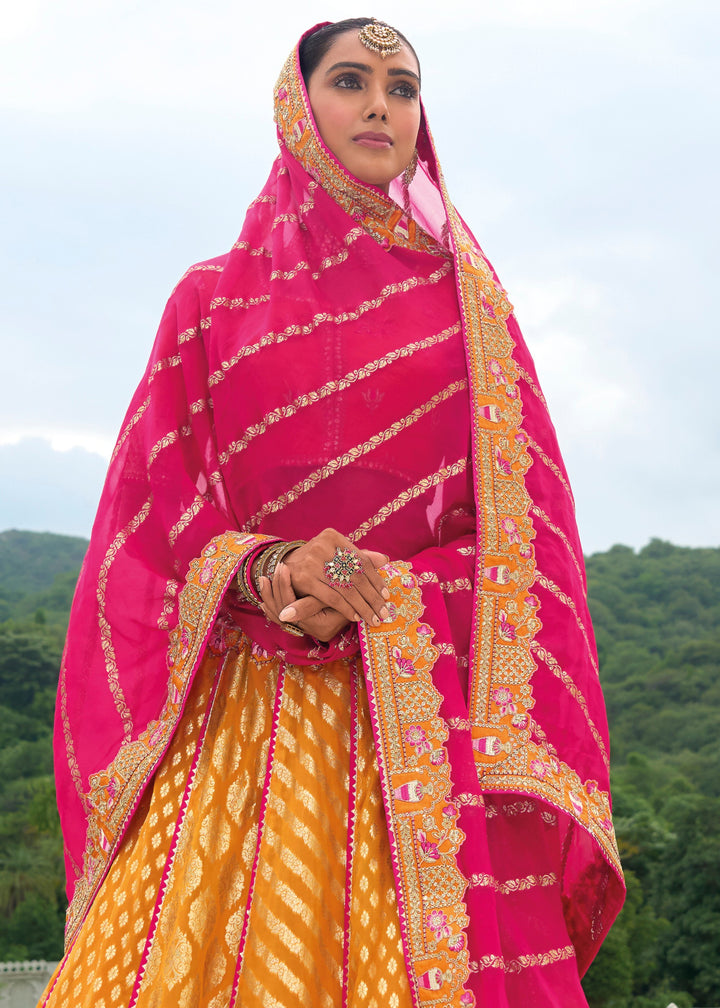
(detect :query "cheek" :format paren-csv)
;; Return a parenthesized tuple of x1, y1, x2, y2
(400, 108, 421, 149)
(313, 98, 353, 149)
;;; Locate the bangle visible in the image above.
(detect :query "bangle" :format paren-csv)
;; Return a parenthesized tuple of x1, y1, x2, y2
(252, 539, 306, 591)
(280, 621, 305, 638)
(236, 551, 264, 608)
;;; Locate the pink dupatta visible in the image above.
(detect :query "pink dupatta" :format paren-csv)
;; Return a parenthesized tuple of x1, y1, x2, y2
(54, 24, 623, 1007)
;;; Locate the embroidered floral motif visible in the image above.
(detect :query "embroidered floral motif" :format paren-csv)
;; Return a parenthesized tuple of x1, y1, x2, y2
(360, 562, 472, 1006)
(426, 909, 452, 941)
(405, 725, 432, 755)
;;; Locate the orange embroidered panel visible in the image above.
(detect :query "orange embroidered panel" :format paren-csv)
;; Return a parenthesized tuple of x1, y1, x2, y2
(360, 562, 472, 1007)
(433, 184, 621, 877)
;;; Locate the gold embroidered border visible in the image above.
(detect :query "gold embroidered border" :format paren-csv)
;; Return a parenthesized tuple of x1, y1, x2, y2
(360, 562, 472, 1007)
(351, 457, 468, 542)
(243, 381, 467, 531)
(481, 756, 620, 873)
(436, 176, 621, 879)
(274, 54, 444, 257)
(65, 532, 271, 944)
(218, 323, 461, 465)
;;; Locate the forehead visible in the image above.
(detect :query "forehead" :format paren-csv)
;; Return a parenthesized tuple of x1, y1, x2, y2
(315, 30, 419, 78)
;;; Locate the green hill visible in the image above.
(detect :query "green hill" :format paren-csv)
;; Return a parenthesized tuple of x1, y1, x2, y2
(0, 531, 717, 1006)
(0, 529, 87, 625)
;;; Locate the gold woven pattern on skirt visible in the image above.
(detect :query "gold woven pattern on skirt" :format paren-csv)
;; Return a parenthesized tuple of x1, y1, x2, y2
(42, 644, 413, 1008)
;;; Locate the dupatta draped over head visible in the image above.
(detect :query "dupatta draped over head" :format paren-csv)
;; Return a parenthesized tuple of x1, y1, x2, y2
(54, 22, 624, 1007)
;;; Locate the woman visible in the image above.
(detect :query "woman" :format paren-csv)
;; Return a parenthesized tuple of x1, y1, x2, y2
(42, 18, 624, 1008)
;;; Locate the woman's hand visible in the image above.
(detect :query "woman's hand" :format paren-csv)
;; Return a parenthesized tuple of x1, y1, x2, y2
(280, 528, 390, 627)
(253, 528, 390, 641)
(258, 565, 351, 642)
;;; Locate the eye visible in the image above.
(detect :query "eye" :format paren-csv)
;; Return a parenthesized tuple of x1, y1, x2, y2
(332, 72, 362, 90)
(390, 81, 418, 100)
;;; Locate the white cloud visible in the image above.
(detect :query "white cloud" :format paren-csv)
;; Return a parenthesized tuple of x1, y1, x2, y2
(0, 428, 114, 459)
(0, 438, 106, 537)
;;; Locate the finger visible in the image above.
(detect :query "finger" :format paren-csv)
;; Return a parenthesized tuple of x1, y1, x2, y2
(357, 551, 391, 601)
(301, 609, 350, 642)
(362, 549, 390, 568)
(279, 594, 333, 623)
(258, 576, 281, 625)
(272, 563, 299, 613)
(307, 575, 389, 627)
(328, 549, 390, 619)
(284, 535, 388, 619)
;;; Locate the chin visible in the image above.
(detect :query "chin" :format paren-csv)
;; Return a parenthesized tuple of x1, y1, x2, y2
(350, 167, 395, 191)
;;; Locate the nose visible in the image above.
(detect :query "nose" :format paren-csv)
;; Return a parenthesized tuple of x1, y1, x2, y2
(364, 83, 389, 122)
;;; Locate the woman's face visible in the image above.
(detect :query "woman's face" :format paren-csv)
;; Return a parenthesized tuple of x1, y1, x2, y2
(306, 30, 421, 194)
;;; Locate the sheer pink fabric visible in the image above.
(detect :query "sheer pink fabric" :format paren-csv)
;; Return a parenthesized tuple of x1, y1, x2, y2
(54, 22, 623, 1005)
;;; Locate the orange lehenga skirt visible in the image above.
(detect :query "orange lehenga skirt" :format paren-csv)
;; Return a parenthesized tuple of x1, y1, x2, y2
(42, 645, 413, 1008)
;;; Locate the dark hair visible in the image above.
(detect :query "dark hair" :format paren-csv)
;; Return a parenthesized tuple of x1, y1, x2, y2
(299, 17, 420, 85)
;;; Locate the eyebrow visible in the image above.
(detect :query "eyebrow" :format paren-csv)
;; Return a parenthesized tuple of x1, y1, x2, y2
(324, 61, 421, 84)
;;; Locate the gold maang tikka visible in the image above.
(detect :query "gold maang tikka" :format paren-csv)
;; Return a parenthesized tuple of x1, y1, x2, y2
(358, 19, 402, 58)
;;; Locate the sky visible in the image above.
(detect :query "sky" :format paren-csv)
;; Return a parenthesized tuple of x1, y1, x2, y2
(1, 0, 718, 555)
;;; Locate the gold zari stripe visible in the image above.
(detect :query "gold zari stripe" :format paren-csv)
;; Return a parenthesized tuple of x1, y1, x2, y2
(243, 381, 466, 531)
(208, 263, 453, 387)
(351, 456, 468, 542)
(218, 324, 461, 464)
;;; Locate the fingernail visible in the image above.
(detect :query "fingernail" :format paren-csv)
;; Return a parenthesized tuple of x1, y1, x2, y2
(279, 606, 296, 621)
(372, 615, 381, 627)
(353, 612, 361, 622)
(381, 588, 390, 600)
(380, 606, 389, 620)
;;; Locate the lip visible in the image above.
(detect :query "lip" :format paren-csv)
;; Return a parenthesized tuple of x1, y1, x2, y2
(352, 131, 393, 149)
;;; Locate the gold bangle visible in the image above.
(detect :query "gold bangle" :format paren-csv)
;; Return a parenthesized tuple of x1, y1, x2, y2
(253, 539, 306, 592)
(263, 539, 306, 583)
(280, 621, 305, 638)
(236, 552, 262, 608)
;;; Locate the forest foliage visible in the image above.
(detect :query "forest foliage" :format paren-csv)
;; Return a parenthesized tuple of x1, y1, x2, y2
(0, 529, 718, 1006)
